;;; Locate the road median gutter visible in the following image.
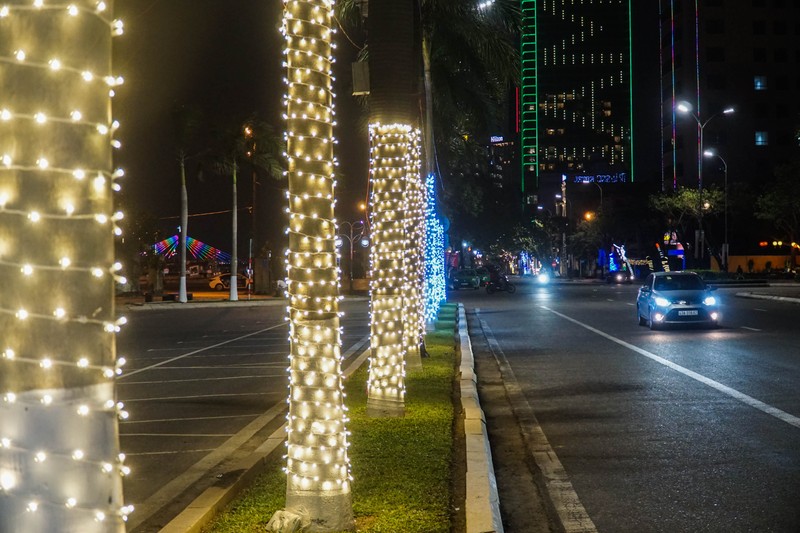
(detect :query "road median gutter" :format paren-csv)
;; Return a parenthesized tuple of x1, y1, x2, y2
(458, 304, 504, 533)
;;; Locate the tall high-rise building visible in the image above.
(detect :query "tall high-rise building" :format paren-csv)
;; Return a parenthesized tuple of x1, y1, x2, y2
(520, 0, 634, 207)
(660, 0, 800, 193)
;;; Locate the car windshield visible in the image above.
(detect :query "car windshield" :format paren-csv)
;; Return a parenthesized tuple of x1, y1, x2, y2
(654, 275, 705, 291)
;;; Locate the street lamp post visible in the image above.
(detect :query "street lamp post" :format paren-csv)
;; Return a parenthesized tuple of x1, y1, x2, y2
(676, 101, 734, 262)
(337, 220, 366, 293)
(583, 180, 603, 209)
(704, 149, 729, 271)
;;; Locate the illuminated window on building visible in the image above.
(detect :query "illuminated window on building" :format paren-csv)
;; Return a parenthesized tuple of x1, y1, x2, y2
(754, 75, 768, 90)
(755, 131, 769, 146)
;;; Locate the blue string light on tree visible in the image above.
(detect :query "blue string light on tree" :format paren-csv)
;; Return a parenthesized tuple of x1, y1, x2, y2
(423, 173, 445, 321)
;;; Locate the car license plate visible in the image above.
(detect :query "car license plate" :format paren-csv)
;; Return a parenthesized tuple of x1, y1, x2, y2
(678, 310, 698, 316)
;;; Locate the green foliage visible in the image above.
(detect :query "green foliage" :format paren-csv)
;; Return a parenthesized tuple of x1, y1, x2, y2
(755, 162, 800, 241)
(204, 304, 459, 533)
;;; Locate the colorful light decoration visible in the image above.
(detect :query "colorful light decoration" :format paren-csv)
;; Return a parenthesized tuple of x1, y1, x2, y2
(152, 234, 232, 263)
(423, 174, 445, 321)
(278, 0, 354, 528)
(366, 123, 423, 416)
(0, 2, 131, 531)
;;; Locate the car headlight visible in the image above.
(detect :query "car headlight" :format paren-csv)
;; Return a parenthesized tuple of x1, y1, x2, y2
(654, 297, 670, 307)
(538, 274, 549, 284)
(703, 296, 717, 306)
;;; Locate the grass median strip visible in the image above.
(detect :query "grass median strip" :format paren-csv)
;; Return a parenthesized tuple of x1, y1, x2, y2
(204, 303, 458, 533)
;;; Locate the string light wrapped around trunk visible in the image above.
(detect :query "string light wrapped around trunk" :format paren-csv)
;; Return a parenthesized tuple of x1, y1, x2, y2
(366, 123, 421, 417)
(0, 1, 131, 531)
(279, 0, 354, 529)
(402, 134, 423, 370)
(423, 174, 446, 320)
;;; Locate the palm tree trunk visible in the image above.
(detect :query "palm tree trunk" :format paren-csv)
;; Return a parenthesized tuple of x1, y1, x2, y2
(366, 0, 425, 417)
(230, 162, 239, 301)
(276, 0, 353, 529)
(179, 157, 189, 303)
(0, 6, 129, 531)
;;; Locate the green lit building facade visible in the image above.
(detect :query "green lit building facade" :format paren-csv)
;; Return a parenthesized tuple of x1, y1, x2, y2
(521, 0, 634, 204)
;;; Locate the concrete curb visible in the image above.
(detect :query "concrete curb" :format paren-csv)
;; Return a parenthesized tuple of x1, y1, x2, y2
(457, 304, 504, 533)
(735, 292, 800, 304)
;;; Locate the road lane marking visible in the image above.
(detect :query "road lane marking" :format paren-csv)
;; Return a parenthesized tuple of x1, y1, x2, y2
(125, 335, 371, 530)
(117, 374, 284, 386)
(124, 448, 216, 457)
(477, 314, 597, 533)
(540, 305, 800, 430)
(123, 392, 283, 402)
(122, 414, 259, 425)
(754, 308, 768, 312)
(119, 322, 288, 379)
(121, 433, 235, 438)
(741, 326, 762, 332)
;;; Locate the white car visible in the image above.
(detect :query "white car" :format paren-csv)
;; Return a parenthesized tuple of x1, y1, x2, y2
(209, 273, 252, 291)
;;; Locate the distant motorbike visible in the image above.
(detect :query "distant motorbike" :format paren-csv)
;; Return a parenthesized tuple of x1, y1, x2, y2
(485, 275, 516, 294)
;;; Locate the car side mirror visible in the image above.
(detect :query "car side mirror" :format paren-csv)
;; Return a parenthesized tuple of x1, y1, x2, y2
(640, 285, 649, 292)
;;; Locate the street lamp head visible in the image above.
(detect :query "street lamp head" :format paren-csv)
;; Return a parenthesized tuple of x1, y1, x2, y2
(703, 149, 715, 158)
(676, 101, 692, 113)
(722, 107, 735, 114)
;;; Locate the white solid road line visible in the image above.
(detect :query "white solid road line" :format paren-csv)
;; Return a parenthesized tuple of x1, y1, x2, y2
(120, 322, 288, 379)
(541, 305, 800, 430)
(478, 314, 598, 533)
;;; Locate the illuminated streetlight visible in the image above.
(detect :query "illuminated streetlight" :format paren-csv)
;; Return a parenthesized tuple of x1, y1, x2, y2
(676, 101, 734, 262)
(676, 101, 734, 193)
(337, 219, 366, 293)
(704, 149, 729, 270)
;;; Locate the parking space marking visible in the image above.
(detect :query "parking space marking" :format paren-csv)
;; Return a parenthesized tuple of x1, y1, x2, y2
(541, 305, 800, 430)
(118, 374, 283, 386)
(123, 391, 284, 403)
(122, 414, 259, 425)
(120, 322, 287, 379)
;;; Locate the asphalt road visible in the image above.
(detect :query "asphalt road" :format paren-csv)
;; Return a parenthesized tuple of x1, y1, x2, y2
(115, 298, 370, 532)
(451, 278, 800, 532)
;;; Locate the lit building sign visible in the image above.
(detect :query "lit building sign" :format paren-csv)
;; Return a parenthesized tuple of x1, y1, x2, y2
(573, 173, 628, 184)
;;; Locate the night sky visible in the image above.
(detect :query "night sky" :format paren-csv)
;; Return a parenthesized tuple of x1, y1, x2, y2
(113, 0, 368, 252)
(112, 1, 659, 252)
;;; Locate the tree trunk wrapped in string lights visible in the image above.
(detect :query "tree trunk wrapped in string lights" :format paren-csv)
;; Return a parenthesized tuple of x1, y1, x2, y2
(279, 0, 353, 529)
(401, 136, 424, 371)
(0, 2, 131, 531)
(365, 0, 424, 417)
(366, 124, 414, 416)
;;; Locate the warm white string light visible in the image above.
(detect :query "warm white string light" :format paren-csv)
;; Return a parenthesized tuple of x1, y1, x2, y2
(277, 0, 353, 528)
(0, 1, 130, 530)
(366, 123, 424, 416)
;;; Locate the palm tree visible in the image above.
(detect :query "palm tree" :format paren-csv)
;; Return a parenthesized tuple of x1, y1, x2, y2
(365, 0, 421, 417)
(275, 0, 354, 529)
(210, 134, 243, 301)
(172, 105, 203, 303)
(0, 6, 131, 531)
(209, 118, 283, 301)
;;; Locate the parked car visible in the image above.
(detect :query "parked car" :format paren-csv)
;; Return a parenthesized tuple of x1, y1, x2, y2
(209, 273, 252, 291)
(448, 268, 480, 290)
(475, 267, 492, 287)
(636, 271, 719, 330)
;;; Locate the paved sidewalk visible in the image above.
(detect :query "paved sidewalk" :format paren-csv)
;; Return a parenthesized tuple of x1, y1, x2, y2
(734, 284, 800, 304)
